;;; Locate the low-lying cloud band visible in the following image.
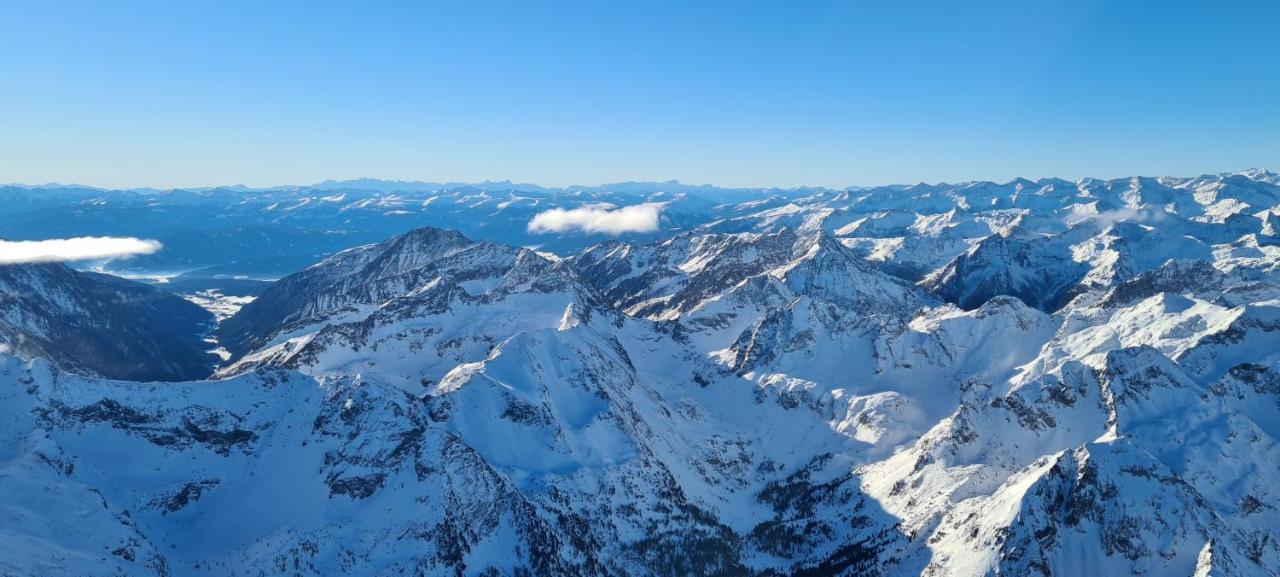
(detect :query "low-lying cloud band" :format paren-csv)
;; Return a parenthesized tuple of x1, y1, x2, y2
(0, 237, 162, 264)
(528, 203, 664, 235)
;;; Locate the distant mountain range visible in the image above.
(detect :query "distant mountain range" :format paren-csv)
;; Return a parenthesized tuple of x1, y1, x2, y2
(1, 170, 1279, 576)
(5, 172, 1268, 280)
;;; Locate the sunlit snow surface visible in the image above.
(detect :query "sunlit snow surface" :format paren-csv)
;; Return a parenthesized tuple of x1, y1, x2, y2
(2, 171, 1280, 576)
(182, 289, 257, 361)
(183, 289, 257, 322)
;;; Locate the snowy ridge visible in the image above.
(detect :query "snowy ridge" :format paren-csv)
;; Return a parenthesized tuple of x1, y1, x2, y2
(2, 169, 1279, 576)
(0, 263, 215, 381)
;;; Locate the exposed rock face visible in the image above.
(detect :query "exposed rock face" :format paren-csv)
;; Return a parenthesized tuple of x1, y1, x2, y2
(4, 170, 1280, 576)
(0, 263, 215, 381)
(921, 228, 1090, 311)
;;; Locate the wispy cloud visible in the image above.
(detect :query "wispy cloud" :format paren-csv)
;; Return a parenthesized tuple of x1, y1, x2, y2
(528, 203, 664, 235)
(0, 237, 162, 264)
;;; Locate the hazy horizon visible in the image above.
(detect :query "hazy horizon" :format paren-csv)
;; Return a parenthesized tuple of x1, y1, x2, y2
(5, 166, 1277, 194)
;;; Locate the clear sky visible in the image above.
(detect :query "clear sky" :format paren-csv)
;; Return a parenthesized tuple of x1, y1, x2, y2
(2, 0, 1277, 189)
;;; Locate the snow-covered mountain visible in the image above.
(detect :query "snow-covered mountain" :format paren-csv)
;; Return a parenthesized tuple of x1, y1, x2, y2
(2, 170, 1279, 576)
(0, 263, 215, 381)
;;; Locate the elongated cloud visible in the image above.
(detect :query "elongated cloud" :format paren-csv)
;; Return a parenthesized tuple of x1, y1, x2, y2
(0, 237, 162, 264)
(528, 203, 664, 235)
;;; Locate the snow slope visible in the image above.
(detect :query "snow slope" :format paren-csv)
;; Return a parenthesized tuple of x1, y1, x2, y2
(2, 170, 1279, 576)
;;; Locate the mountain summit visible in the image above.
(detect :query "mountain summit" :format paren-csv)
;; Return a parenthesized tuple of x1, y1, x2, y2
(2, 171, 1279, 576)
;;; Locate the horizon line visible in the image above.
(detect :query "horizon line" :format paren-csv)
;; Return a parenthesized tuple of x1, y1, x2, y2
(3, 167, 1274, 194)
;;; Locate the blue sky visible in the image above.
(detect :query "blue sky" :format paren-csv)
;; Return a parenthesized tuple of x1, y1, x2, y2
(1, 0, 1277, 189)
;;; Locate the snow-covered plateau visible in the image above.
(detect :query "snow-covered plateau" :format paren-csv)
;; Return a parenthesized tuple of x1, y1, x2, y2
(2, 170, 1280, 576)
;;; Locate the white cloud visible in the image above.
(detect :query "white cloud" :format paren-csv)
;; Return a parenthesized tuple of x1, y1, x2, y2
(0, 237, 162, 264)
(528, 203, 665, 235)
